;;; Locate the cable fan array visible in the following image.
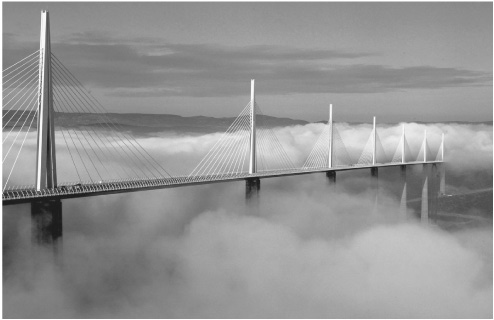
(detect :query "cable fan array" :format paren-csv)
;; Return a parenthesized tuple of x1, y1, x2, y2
(356, 128, 389, 165)
(188, 102, 295, 181)
(3, 50, 445, 193)
(303, 122, 353, 169)
(2, 51, 174, 191)
(305, 122, 443, 169)
(2, 50, 41, 189)
(50, 54, 172, 185)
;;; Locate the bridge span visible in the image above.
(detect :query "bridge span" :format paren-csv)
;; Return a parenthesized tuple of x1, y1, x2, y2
(2, 11, 445, 249)
(3, 161, 443, 205)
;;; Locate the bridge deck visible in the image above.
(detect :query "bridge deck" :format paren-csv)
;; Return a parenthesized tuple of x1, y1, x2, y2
(2, 161, 442, 205)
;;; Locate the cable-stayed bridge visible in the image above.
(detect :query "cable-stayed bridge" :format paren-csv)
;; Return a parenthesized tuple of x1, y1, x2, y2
(2, 11, 444, 246)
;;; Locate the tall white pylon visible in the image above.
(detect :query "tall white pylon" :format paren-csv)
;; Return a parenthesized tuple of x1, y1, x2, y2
(440, 132, 444, 161)
(372, 116, 376, 165)
(328, 104, 333, 169)
(36, 10, 57, 191)
(401, 124, 406, 164)
(248, 79, 256, 174)
(423, 129, 427, 162)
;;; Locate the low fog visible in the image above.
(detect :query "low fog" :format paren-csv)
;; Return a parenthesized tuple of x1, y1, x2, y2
(3, 122, 493, 318)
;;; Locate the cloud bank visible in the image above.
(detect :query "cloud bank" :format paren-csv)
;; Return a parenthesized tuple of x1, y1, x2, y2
(2, 122, 492, 318)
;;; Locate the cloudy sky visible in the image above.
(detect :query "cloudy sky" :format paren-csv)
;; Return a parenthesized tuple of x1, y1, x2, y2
(2, 2, 492, 122)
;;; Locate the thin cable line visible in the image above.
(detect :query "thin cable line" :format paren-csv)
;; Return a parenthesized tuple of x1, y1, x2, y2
(53, 88, 113, 179)
(2, 85, 39, 131)
(2, 58, 39, 93)
(2, 50, 39, 82)
(59, 127, 82, 182)
(2, 99, 38, 162)
(2, 50, 39, 74)
(2, 71, 39, 107)
(3, 110, 38, 190)
(52, 67, 150, 179)
(51, 56, 170, 178)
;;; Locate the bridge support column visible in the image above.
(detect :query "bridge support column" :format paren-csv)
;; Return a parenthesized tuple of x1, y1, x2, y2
(246, 178, 260, 199)
(399, 165, 407, 219)
(326, 171, 336, 187)
(31, 199, 62, 252)
(371, 167, 378, 210)
(439, 163, 446, 195)
(31, 11, 62, 253)
(421, 164, 431, 225)
(430, 164, 439, 223)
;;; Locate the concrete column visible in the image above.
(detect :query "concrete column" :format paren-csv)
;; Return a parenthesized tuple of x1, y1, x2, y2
(371, 167, 378, 209)
(399, 165, 407, 219)
(430, 164, 439, 223)
(439, 163, 446, 195)
(246, 178, 260, 201)
(371, 167, 378, 179)
(421, 164, 430, 225)
(31, 199, 62, 252)
(326, 171, 336, 188)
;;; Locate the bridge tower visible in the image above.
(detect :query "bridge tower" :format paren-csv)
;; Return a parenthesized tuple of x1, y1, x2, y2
(32, 10, 62, 249)
(370, 117, 378, 209)
(439, 133, 446, 194)
(326, 104, 336, 184)
(399, 124, 407, 218)
(246, 79, 260, 201)
(36, 10, 57, 190)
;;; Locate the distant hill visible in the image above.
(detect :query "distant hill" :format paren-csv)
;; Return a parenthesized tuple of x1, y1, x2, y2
(2, 110, 491, 135)
(2, 111, 309, 135)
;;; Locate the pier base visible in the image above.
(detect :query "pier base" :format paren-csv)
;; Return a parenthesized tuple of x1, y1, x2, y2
(439, 163, 446, 195)
(370, 167, 379, 210)
(246, 178, 260, 201)
(31, 199, 62, 251)
(399, 165, 407, 219)
(421, 164, 430, 225)
(326, 171, 336, 188)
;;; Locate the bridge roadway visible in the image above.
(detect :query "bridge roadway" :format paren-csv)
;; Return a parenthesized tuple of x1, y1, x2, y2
(2, 161, 442, 205)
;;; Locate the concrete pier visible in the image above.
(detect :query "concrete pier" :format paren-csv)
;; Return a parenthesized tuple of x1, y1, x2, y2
(246, 178, 260, 201)
(439, 163, 446, 195)
(326, 171, 336, 186)
(371, 167, 379, 210)
(31, 199, 62, 251)
(421, 164, 430, 225)
(399, 165, 407, 219)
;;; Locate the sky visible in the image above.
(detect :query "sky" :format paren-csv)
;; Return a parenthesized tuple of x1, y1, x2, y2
(2, 2, 493, 122)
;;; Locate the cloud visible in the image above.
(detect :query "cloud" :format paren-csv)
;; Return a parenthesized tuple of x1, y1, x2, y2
(2, 122, 492, 318)
(3, 189, 492, 318)
(3, 32, 491, 97)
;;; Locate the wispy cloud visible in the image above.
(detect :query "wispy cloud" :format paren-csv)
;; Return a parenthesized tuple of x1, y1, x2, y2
(3, 32, 492, 97)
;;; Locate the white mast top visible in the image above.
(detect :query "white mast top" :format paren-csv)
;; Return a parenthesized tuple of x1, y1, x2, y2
(249, 79, 256, 174)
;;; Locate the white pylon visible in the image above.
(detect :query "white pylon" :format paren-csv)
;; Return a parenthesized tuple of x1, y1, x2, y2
(36, 10, 57, 191)
(248, 79, 256, 174)
(423, 129, 427, 162)
(372, 116, 376, 165)
(328, 104, 333, 168)
(441, 132, 444, 161)
(401, 124, 406, 164)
